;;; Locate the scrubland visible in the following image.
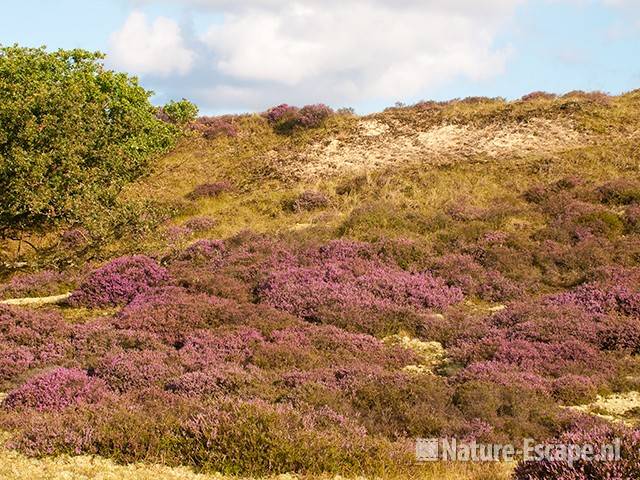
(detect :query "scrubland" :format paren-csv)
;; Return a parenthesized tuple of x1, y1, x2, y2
(1, 91, 640, 479)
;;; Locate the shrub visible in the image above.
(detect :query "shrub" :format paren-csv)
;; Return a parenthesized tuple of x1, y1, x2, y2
(513, 423, 640, 479)
(597, 179, 640, 205)
(175, 239, 226, 264)
(60, 227, 90, 248)
(186, 181, 233, 200)
(521, 91, 557, 101)
(2, 368, 110, 411)
(291, 190, 330, 212)
(455, 361, 551, 396)
(190, 116, 238, 139)
(297, 104, 334, 128)
(561, 90, 612, 105)
(94, 350, 180, 392)
(548, 281, 640, 316)
(114, 287, 240, 345)
(0, 305, 70, 352)
(258, 260, 462, 320)
(159, 99, 199, 125)
(348, 370, 458, 439)
(264, 104, 299, 124)
(69, 255, 168, 307)
(551, 375, 598, 405)
(184, 216, 216, 232)
(624, 204, 640, 233)
(165, 366, 251, 396)
(0, 344, 35, 384)
(264, 103, 333, 132)
(0, 45, 176, 238)
(452, 380, 564, 442)
(0, 270, 67, 299)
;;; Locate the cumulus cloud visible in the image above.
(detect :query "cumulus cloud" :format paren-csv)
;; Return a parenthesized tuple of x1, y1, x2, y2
(115, 1, 521, 110)
(108, 11, 195, 77)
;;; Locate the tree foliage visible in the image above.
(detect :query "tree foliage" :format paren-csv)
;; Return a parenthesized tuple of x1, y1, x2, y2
(0, 45, 177, 238)
(160, 98, 199, 125)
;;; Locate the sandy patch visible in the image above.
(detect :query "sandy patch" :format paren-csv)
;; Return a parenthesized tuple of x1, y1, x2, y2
(570, 391, 640, 424)
(291, 117, 587, 179)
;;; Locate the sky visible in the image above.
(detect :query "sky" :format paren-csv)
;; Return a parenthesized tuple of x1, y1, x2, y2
(1, 0, 639, 114)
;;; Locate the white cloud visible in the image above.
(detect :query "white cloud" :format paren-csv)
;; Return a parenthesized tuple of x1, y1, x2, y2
(116, 1, 530, 110)
(194, 1, 518, 108)
(108, 11, 195, 76)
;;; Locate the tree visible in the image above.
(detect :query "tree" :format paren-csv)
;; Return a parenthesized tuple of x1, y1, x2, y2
(159, 98, 199, 125)
(0, 45, 177, 240)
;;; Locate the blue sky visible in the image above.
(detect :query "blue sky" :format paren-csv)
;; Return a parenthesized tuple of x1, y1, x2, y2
(2, 1, 639, 114)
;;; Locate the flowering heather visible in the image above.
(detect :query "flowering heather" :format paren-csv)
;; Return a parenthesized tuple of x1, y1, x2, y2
(455, 361, 551, 395)
(3, 368, 110, 411)
(176, 239, 226, 263)
(94, 350, 181, 392)
(183, 216, 216, 232)
(296, 104, 334, 128)
(264, 103, 299, 124)
(513, 424, 640, 479)
(551, 374, 598, 404)
(291, 190, 330, 212)
(114, 287, 240, 344)
(185, 181, 233, 200)
(625, 204, 640, 232)
(430, 254, 521, 301)
(178, 327, 266, 369)
(0, 344, 34, 383)
(263, 103, 333, 131)
(163, 225, 192, 242)
(68, 318, 165, 365)
(165, 365, 251, 396)
(548, 281, 640, 316)
(597, 178, 640, 205)
(258, 257, 462, 320)
(190, 116, 238, 139)
(492, 302, 601, 345)
(0, 270, 66, 299)
(0, 305, 69, 351)
(69, 255, 168, 307)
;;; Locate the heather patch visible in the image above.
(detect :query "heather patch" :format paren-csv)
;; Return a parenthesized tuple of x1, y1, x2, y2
(69, 255, 168, 307)
(2, 367, 110, 411)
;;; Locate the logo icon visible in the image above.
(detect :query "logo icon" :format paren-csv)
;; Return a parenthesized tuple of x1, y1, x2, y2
(416, 438, 439, 462)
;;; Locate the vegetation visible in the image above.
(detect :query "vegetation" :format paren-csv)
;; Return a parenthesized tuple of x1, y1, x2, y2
(1, 82, 640, 479)
(0, 45, 177, 243)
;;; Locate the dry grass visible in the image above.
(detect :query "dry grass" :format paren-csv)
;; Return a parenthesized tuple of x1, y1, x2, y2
(0, 446, 513, 480)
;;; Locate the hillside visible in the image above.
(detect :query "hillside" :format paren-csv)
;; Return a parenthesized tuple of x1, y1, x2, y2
(1, 91, 640, 480)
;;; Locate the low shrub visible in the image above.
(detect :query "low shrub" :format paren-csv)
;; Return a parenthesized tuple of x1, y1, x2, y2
(94, 349, 181, 392)
(521, 91, 557, 101)
(297, 104, 334, 128)
(551, 375, 598, 405)
(184, 216, 217, 232)
(264, 103, 334, 132)
(69, 255, 168, 307)
(190, 116, 237, 139)
(186, 181, 233, 200)
(0, 344, 35, 384)
(113, 287, 241, 345)
(3, 368, 110, 411)
(513, 423, 640, 479)
(290, 190, 330, 212)
(0, 270, 67, 300)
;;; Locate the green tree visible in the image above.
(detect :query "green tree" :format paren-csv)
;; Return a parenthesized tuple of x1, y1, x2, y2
(0, 45, 177, 240)
(160, 98, 199, 125)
